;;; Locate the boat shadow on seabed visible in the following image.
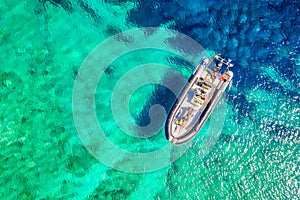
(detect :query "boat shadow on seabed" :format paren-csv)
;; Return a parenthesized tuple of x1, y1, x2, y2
(135, 69, 186, 138)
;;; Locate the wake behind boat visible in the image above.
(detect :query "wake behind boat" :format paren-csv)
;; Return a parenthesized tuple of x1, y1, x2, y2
(165, 54, 234, 145)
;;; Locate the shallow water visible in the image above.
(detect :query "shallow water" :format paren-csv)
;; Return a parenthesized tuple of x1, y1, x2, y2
(1, 0, 299, 199)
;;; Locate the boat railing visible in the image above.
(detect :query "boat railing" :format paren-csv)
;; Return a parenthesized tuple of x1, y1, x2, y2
(215, 54, 234, 67)
(206, 54, 234, 72)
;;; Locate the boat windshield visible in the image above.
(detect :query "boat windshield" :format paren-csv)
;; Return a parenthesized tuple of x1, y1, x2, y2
(206, 59, 218, 71)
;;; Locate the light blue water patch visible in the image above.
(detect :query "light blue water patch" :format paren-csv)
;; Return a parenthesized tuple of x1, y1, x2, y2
(1, 0, 299, 199)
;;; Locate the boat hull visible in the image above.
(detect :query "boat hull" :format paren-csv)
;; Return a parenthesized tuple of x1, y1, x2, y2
(165, 56, 233, 145)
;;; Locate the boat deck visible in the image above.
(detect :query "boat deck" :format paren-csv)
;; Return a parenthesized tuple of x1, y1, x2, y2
(171, 69, 223, 138)
(165, 54, 234, 144)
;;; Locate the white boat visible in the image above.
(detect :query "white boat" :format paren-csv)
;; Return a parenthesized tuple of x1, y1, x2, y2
(165, 54, 234, 144)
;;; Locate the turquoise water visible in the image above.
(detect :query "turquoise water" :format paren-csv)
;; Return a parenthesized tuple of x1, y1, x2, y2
(1, 0, 299, 199)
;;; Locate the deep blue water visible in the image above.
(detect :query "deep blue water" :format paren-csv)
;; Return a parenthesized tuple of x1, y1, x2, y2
(1, 0, 299, 199)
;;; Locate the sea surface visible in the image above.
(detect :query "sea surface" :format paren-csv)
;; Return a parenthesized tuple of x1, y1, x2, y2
(1, 0, 299, 199)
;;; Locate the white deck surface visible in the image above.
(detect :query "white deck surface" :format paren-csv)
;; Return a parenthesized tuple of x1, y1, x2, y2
(171, 69, 224, 138)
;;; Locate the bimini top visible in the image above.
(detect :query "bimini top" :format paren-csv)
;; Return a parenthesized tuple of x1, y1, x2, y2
(165, 54, 234, 145)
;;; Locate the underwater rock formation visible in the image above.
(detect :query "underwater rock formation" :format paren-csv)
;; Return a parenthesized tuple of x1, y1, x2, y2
(39, 0, 73, 12)
(77, 0, 102, 22)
